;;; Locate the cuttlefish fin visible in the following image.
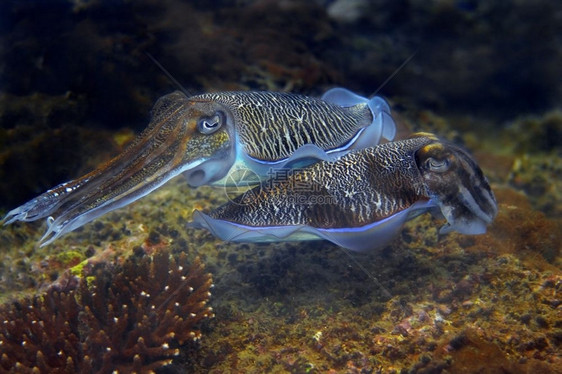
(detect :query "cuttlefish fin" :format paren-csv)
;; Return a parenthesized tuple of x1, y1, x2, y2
(190, 210, 307, 242)
(322, 87, 396, 142)
(281, 143, 340, 165)
(255, 143, 340, 169)
(190, 200, 434, 252)
(221, 143, 341, 186)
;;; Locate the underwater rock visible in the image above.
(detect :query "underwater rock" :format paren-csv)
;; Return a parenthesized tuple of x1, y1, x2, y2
(507, 110, 562, 153)
(0, 93, 127, 211)
(503, 111, 562, 218)
(0, 251, 213, 373)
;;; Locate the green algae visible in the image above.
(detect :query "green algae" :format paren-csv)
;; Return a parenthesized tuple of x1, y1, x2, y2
(84, 276, 96, 289)
(69, 259, 89, 277)
(56, 250, 85, 267)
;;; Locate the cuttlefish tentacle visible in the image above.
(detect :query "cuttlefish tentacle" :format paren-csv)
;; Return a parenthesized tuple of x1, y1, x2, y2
(3, 88, 395, 245)
(190, 134, 497, 251)
(4, 92, 235, 246)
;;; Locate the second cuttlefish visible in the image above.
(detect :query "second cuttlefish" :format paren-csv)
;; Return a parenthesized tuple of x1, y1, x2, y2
(191, 133, 498, 251)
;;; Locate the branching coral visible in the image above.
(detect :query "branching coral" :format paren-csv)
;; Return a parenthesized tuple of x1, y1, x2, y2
(80, 252, 214, 372)
(0, 252, 214, 373)
(0, 288, 81, 373)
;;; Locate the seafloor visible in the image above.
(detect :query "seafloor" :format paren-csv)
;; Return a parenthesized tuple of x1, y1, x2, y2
(0, 1, 561, 373)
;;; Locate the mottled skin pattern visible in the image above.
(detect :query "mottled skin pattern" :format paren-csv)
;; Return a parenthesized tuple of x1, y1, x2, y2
(209, 134, 497, 231)
(210, 137, 433, 228)
(196, 91, 372, 161)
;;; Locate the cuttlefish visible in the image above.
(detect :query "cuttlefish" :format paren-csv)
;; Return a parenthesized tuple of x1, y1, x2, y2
(191, 133, 498, 251)
(3, 88, 395, 246)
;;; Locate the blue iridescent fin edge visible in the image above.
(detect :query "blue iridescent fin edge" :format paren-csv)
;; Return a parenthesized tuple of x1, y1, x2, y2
(211, 141, 340, 187)
(241, 143, 339, 173)
(189, 200, 435, 251)
(321, 87, 396, 141)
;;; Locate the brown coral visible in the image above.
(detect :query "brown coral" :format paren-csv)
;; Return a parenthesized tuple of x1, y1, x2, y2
(0, 287, 81, 373)
(0, 251, 214, 373)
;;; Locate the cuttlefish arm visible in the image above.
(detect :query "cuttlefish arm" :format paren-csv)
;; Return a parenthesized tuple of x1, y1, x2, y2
(3, 92, 236, 246)
(190, 134, 497, 251)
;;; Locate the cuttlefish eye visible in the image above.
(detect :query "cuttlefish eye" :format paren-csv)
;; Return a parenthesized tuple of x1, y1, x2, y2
(197, 111, 224, 134)
(425, 156, 451, 173)
(416, 141, 454, 174)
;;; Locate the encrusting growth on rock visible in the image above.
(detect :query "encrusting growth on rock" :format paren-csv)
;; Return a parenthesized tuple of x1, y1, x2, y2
(0, 251, 214, 373)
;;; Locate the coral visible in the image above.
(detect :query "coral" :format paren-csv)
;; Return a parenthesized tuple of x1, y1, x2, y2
(0, 251, 214, 373)
(0, 287, 81, 373)
(507, 110, 562, 154)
